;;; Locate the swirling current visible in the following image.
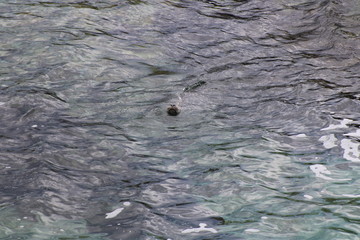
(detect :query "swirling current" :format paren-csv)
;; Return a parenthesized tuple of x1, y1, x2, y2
(1, 0, 360, 239)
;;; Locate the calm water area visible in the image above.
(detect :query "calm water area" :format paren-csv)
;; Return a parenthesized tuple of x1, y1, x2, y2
(1, 0, 360, 239)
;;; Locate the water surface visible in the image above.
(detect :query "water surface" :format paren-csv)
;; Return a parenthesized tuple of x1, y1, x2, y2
(1, 0, 360, 239)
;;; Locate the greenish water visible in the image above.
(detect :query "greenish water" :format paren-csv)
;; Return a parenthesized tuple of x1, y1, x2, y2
(1, 0, 360, 239)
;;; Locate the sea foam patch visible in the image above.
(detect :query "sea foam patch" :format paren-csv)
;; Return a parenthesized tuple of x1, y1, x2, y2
(292, 133, 307, 138)
(340, 139, 360, 162)
(319, 119, 360, 162)
(321, 119, 353, 131)
(105, 208, 124, 219)
(319, 134, 337, 149)
(310, 164, 332, 180)
(105, 202, 131, 219)
(344, 129, 360, 138)
(342, 194, 360, 198)
(181, 223, 217, 234)
(304, 194, 314, 200)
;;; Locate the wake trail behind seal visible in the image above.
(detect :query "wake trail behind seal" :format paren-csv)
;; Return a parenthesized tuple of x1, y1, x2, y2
(177, 80, 207, 107)
(168, 80, 207, 116)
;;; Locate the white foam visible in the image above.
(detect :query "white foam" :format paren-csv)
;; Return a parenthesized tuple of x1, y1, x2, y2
(245, 228, 260, 233)
(31, 125, 38, 128)
(344, 129, 360, 138)
(261, 216, 268, 220)
(293, 133, 307, 138)
(342, 194, 360, 198)
(105, 208, 124, 219)
(105, 202, 131, 219)
(321, 119, 353, 131)
(310, 164, 332, 180)
(319, 134, 337, 149)
(181, 223, 217, 234)
(304, 194, 313, 200)
(340, 139, 360, 162)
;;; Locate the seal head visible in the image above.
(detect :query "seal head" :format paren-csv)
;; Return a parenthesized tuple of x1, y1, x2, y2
(167, 104, 180, 116)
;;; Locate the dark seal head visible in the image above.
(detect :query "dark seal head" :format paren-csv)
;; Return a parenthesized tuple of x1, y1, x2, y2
(167, 104, 180, 116)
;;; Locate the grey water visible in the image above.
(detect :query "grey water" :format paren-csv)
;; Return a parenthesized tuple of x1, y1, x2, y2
(1, 0, 360, 239)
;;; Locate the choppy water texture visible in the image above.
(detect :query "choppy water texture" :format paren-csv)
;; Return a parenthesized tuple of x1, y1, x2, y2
(1, 0, 360, 239)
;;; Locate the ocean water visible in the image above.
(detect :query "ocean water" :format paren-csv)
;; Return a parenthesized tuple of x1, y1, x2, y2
(0, 0, 360, 239)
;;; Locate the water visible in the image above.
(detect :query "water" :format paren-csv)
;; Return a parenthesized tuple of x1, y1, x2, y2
(1, 0, 360, 239)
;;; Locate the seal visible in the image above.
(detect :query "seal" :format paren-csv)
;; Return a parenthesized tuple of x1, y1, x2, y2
(167, 104, 180, 116)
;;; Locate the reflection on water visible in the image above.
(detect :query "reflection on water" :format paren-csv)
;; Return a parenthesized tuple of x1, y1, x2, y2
(1, 0, 360, 239)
